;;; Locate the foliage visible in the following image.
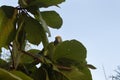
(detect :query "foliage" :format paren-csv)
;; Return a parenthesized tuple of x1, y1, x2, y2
(0, 0, 95, 80)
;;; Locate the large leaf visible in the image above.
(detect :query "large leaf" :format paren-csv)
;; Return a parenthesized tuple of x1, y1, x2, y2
(41, 11, 63, 29)
(0, 68, 21, 80)
(10, 71, 33, 80)
(27, 8, 51, 37)
(53, 40, 87, 64)
(19, 0, 65, 8)
(23, 15, 42, 45)
(22, 13, 48, 47)
(0, 6, 17, 48)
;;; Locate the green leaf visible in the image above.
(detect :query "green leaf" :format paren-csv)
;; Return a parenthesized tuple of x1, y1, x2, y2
(1, 6, 15, 18)
(0, 59, 9, 69)
(16, 63, 38, 77)
(62, 66, 92, 80)
(10, 71, 33, 80)
(62, 66, 83, 80)
(27, 8, 51, 37)
(47, 69, 69, 80)
(36, 10, 51, 37)
(46, 42, 55, 60)
(53, 40, 87, 64)
(31, 67, 48, 80)
(24, 15, 48, 47)
(87, 64, 96, 69)
(25, 0, 65, 8)
(0, 68, 22, 80)
(79, 67, 92, 80)
(23, 15, 42, 45)
(0, 6, 17, 48)
(41, 11, 63, 29)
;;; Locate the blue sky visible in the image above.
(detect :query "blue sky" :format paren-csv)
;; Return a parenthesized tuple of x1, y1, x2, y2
(1, 0, 120, 80)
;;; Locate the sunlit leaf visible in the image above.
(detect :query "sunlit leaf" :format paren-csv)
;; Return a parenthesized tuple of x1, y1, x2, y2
(0, 68, 21, 80)
(0, 6, 17, 48)
(41, 11, 63, 29)
(11, 71, 33, 80)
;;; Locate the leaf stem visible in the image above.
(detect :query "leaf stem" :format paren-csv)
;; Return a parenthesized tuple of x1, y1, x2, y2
(56, 65, 72, 71)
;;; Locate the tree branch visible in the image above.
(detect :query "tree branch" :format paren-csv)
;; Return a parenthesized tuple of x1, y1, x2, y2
(21, 50, 43, 62)
(21, 50, 72, 71)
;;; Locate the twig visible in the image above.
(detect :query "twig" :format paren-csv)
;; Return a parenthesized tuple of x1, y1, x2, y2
(102, 65, 108, 80)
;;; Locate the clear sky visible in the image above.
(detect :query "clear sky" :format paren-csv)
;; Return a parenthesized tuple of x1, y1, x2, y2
(1, 0, 120, 80)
